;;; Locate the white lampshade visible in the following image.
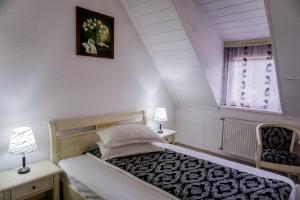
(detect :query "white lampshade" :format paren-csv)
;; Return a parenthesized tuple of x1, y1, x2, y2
(154, 108, 167, 122)
(9, 127, 37, 155)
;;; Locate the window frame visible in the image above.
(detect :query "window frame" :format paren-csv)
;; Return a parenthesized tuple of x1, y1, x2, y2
(222, 45, 282, 114)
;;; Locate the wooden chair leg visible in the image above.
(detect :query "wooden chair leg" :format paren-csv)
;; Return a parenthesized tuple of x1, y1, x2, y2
(255, 161, 260, 168)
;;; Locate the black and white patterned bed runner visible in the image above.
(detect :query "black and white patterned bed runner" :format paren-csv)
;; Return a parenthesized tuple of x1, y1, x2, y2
(91, 149, 292, 200)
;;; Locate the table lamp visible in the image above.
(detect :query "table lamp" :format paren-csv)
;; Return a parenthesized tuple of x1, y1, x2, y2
(9, 127, 37, 174)
(154, 108, 167, 133)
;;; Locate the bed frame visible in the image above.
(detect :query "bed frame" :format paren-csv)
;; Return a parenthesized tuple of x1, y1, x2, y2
(49, 110, 147, 200)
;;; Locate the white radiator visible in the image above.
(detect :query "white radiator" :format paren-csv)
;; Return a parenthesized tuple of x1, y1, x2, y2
(221, 118, 261, 161)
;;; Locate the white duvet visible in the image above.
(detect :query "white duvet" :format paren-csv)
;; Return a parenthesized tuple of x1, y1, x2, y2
(59, 143, 297, 200)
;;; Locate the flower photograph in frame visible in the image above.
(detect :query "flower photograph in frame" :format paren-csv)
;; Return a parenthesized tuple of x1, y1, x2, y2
(76, 6, 114, 58)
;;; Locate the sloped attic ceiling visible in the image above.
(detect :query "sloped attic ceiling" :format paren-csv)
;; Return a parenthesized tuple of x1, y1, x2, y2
(121, 0, 271, 108)
(265, 0, 300, 117)
(196, 0, 270, 41)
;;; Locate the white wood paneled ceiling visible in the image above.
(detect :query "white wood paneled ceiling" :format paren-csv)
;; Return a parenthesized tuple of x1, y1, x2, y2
(121, 0, 270, 107)
(196, 0, 270, 41)
(122, 0, 217, 107)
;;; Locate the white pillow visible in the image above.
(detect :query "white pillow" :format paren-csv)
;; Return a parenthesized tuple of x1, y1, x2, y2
(97, 141, 163, 160)
(97, 124, 163, 148)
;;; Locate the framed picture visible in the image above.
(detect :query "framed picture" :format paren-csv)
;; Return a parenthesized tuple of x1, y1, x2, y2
(76, 6, 114, 58)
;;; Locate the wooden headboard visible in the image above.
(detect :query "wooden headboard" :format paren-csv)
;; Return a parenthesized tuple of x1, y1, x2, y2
(49, 110, 147, 164)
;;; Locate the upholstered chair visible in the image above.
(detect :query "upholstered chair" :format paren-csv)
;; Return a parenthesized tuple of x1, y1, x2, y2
(255, 123, 300, 177)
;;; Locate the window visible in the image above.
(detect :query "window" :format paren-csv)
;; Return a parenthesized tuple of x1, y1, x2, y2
(222, 44, 281, 112)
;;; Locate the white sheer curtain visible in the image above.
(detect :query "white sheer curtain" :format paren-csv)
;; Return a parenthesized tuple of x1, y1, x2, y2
(223, 45, 281, 112)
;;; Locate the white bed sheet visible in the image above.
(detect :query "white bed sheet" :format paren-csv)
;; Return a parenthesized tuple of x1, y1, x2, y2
(59, 143, 297, 200)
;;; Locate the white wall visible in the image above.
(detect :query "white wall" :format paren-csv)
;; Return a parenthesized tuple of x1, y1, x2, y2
(176, 106, 300, 160)
(172, 0, 224, 105)
(266, 0, 300, 118)
(0, 0, 176, 170)
(175, 0, 300, 160)
(176, 106, 222, 152)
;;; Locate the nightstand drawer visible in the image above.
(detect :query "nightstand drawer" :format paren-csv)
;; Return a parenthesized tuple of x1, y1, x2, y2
(156, 129, 176, 144)
(11, 176, 53, 200)
(164, 136, 172, 143)
(0, 191, 10, 200)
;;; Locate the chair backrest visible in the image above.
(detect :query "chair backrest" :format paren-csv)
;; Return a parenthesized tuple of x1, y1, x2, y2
(257, 123, 297, 152)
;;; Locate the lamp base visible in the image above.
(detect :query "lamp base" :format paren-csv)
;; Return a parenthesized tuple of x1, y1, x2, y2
(18, 167, 30, 174)
(157, 123, 164, 134)
(157, 130, 163, 134)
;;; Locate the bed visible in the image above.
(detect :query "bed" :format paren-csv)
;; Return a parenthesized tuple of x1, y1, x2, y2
(49, 110, 297, 200)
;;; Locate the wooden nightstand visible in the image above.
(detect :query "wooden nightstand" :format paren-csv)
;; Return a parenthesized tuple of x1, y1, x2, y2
(156, 129, 176, 144)
(0, 160, 62, 200)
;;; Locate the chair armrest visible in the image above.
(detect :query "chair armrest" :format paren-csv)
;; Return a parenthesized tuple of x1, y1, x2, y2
(255, 131, 262, 156)
(256, 132, 262, 146)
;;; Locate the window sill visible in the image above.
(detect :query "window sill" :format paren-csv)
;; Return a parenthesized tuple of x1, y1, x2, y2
(219, 105, 282, 115)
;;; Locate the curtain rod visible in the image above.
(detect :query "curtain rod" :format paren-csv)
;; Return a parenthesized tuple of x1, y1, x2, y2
(224, 38, 272, 48)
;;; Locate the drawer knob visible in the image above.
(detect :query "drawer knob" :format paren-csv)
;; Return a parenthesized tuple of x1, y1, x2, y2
(32, 185, 36, 189)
